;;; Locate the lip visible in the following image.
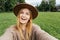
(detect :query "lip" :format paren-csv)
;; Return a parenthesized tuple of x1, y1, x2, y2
(21, 18, 27, 20)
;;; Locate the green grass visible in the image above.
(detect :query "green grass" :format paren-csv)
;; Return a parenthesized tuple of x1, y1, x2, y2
(0, 12, 60, 40)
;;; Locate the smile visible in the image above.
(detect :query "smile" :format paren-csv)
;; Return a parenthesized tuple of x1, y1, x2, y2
(21, 18, 27, 20)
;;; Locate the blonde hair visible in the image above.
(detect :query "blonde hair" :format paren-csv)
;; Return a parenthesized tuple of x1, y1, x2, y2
(16, 10, 32, 40)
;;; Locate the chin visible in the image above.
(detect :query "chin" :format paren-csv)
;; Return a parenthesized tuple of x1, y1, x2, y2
(20, 22, 27, 24)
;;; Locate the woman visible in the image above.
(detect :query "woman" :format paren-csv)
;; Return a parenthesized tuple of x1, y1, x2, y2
(0, 3, 58, 40)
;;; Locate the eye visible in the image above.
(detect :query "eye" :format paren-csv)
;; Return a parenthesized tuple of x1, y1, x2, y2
(26, 12, 30, 15)
(20, 11, 24, 14)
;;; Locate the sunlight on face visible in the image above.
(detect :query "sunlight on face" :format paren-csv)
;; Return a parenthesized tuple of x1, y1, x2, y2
(18, 8, 31, 24)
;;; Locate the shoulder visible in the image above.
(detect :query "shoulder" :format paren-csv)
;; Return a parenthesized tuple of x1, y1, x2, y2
(4, 25, 16, 34)
(1, 25, 16, 37)
(0, 25, 16, 40)
(32, 23, 41, 31)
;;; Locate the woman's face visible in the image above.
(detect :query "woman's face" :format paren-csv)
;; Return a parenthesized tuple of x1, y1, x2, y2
(18, 8, 31, 24)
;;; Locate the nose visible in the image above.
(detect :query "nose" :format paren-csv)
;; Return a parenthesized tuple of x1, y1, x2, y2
(22, 13, 26, 17)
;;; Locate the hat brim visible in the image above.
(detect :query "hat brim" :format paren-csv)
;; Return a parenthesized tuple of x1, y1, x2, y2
(13, 3, 38, 19)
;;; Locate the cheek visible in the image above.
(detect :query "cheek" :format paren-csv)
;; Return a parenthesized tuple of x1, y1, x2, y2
(27, 15, 30, 20)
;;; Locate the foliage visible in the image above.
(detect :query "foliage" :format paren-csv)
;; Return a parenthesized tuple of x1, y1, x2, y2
(36, 0, 57, 12)
(0, 0, 25, 12)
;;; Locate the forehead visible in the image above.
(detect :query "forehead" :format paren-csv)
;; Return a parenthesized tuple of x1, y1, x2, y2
(17, 8, 32, 16)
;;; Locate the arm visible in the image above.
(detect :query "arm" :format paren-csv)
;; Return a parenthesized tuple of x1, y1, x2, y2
(36, 29, 58, 40)
(0, 26, 14, 40)
(33, 24, 58, 40)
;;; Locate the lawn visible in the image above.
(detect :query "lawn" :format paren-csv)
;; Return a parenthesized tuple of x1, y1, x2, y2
(0, 12, 60, 40)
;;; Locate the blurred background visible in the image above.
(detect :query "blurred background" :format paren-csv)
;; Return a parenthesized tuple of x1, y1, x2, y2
(0, 0, 60, 12)
(0, 0, 60, 40)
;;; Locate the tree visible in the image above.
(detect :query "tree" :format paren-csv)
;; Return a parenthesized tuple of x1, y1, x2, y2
(49, 0, 56, 11)
(4, 0, 11, 11)
(36, 0, 49, 11)
(5, 0, 18, 11)
(44, 1, 49, 11)
(0, 0, 25, 12)
(18, 0, 25, 3)
(36, 0, 56, 12)
(36, 4, 42, 11)
(41, 0, 46, 11)
(0, 0, 6, 12)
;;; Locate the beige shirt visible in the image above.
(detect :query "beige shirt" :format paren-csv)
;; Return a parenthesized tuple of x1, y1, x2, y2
(0, 24, 58, 40)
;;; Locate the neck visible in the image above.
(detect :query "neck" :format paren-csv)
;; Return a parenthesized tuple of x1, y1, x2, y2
(20, 23, 27, 31)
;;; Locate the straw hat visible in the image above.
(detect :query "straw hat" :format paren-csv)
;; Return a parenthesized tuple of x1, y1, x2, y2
(13, 3, 38, 19)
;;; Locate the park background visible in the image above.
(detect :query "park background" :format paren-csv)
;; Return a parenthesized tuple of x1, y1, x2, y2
(0, 0, 60, 40)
